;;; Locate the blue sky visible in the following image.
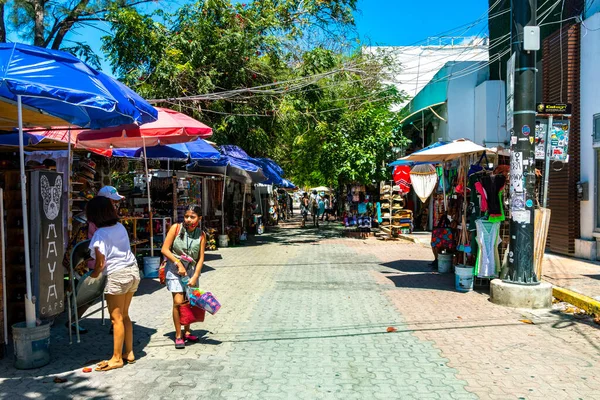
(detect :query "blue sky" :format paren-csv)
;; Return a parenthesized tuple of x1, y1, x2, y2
(59, 0, 489, 74)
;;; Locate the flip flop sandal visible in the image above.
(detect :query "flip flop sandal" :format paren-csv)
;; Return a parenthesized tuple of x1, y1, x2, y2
(122, 355, 136, 364)
(95, 362, 123, 372)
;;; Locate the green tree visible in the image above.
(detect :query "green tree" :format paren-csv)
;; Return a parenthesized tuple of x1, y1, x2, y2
(101, 0, 406, 188)
(1, 0, 155, 64)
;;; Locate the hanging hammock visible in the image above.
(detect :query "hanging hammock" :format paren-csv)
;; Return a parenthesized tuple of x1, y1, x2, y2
(410, 164, 438, 203)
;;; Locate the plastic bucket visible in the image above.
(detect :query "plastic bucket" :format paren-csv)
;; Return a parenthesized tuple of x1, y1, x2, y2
(218, 234, 229, 248)
(143, 256, 161, 279)
(437, 253, 453, 273)
(455, 265, 474, 292)
(12, 321, 51, 369)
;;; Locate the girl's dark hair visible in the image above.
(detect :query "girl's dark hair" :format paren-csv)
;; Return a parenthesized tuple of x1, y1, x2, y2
(86, 196, 119, 228)
(185, 204, 202, 216)
(180, 204, 202, 238)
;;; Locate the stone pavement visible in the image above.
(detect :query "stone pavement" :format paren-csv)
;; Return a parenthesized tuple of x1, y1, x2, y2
(0, 219, 599, 399)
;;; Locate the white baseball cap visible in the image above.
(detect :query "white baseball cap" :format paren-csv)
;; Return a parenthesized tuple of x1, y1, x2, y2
(97, 186, 125, 201)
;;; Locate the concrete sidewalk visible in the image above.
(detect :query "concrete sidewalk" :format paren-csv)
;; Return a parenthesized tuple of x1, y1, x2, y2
(542, 253, 600, 301)
(0, 223, 598, 399)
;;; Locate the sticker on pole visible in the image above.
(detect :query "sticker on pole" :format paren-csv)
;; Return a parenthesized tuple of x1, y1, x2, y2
(522, 125, 531, 136)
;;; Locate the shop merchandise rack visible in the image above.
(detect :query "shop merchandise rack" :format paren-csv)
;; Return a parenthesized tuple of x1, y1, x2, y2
(1, 172, 27, 330)
(379, 181, 413, 238)
(122, 217, 172, 257)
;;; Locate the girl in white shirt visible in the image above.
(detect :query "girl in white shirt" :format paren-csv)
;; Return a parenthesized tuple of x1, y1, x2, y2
(87, 196, 139, 371)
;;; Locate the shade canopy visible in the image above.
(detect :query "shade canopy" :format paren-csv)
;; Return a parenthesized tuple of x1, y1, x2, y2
(0, 43, 157, 129)
(250, 157, 288, 186)
(399, 139, 488, 163)
(279, 178, 296, 190)
(310, 186, 331, 192)
(76, 107, 212, 149)
(0, 129, 110, 155)
(112, 138, 220, 161)
(388, 141, 449, 166)
(186, 155, 266, 184)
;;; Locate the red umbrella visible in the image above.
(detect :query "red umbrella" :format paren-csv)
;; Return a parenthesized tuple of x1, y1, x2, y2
(76, 107, 212, 149)
(75, 107, 213, 256)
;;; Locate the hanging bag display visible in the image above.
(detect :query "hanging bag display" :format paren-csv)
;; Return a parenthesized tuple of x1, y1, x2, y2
(430, 216, 456, 251)
(468, 152, 491, 176)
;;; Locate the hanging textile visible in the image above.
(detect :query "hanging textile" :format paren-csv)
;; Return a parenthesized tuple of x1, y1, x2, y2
(480, 175, 506, 222)
(475, 219, 501, 277)
(393, 166, 411, 194)
(410, 164, 438, 203)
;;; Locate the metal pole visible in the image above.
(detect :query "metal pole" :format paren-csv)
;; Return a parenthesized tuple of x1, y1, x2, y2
(1, 188, 9, 341)
(142, 138, 154, 257)
(17, 96, 36, 326)
(506, 0, 538, 284)
(221, 166, 227, 234)
(241, 185, 247, 229)
(542, 115, 553, 207)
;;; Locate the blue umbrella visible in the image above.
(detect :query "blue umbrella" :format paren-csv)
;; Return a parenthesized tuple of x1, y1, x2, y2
(256, 157, 284, 177)
(0, 43, 157, 128)
(0, 43, 158, 326)
(250, 157, 287, 186)
(279, 178, 296, 189)
(112, 138, 220, 161)
(0, 132, 45, 146)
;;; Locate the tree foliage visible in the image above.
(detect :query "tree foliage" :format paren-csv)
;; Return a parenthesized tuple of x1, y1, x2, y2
(1, 0, 155, 65)
(102, 0, 407, 187)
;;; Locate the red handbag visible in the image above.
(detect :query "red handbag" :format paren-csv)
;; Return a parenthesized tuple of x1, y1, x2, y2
(179, 302, 206, 325)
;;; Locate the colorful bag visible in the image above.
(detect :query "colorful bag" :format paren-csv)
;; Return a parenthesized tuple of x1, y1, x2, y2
(197, 292, 221, 315)
(430, 217, 456, 251)
(186, 287, 204, 308)
(179, 302, 206, 325)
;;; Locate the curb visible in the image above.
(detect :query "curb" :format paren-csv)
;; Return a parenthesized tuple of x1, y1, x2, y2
(552, 286, 600, 316)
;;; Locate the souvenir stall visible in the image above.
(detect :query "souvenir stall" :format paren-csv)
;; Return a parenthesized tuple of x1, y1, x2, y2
(187, 151, 266, 245)
(342, 184, 372, 231)
(397, 139, 511, 291)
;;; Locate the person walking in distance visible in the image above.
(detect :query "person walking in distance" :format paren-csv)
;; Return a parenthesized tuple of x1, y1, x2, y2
(301, 192, 309, 228)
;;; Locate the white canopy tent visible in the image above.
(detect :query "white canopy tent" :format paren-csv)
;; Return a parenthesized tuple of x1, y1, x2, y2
(399, 139, 492, 163)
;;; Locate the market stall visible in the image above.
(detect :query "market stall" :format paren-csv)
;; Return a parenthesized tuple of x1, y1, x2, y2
(0, 42, 158, 365)
(394, 139, 510, 291)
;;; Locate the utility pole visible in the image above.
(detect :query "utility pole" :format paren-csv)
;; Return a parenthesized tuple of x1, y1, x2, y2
(506, 0, 538, 284)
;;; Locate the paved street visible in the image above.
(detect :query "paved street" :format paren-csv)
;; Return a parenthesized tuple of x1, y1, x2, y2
(1, 220, 599, 399)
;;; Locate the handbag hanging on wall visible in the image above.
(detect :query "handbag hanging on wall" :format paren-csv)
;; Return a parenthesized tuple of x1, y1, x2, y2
(430, 216, 456, 251)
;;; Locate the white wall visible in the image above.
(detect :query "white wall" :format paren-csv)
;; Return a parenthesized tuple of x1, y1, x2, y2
(580, 12, 600, 239)
(364, 42, 489, 111)
(444, 62, 488, 142)
(474, 81, 508, 147)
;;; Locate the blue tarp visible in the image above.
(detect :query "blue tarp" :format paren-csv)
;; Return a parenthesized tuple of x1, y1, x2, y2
(0, 43, 157, 128)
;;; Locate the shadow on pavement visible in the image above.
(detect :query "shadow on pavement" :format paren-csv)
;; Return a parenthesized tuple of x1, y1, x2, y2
(161, 329, 222, 346)
(0, 371, 112, 399)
